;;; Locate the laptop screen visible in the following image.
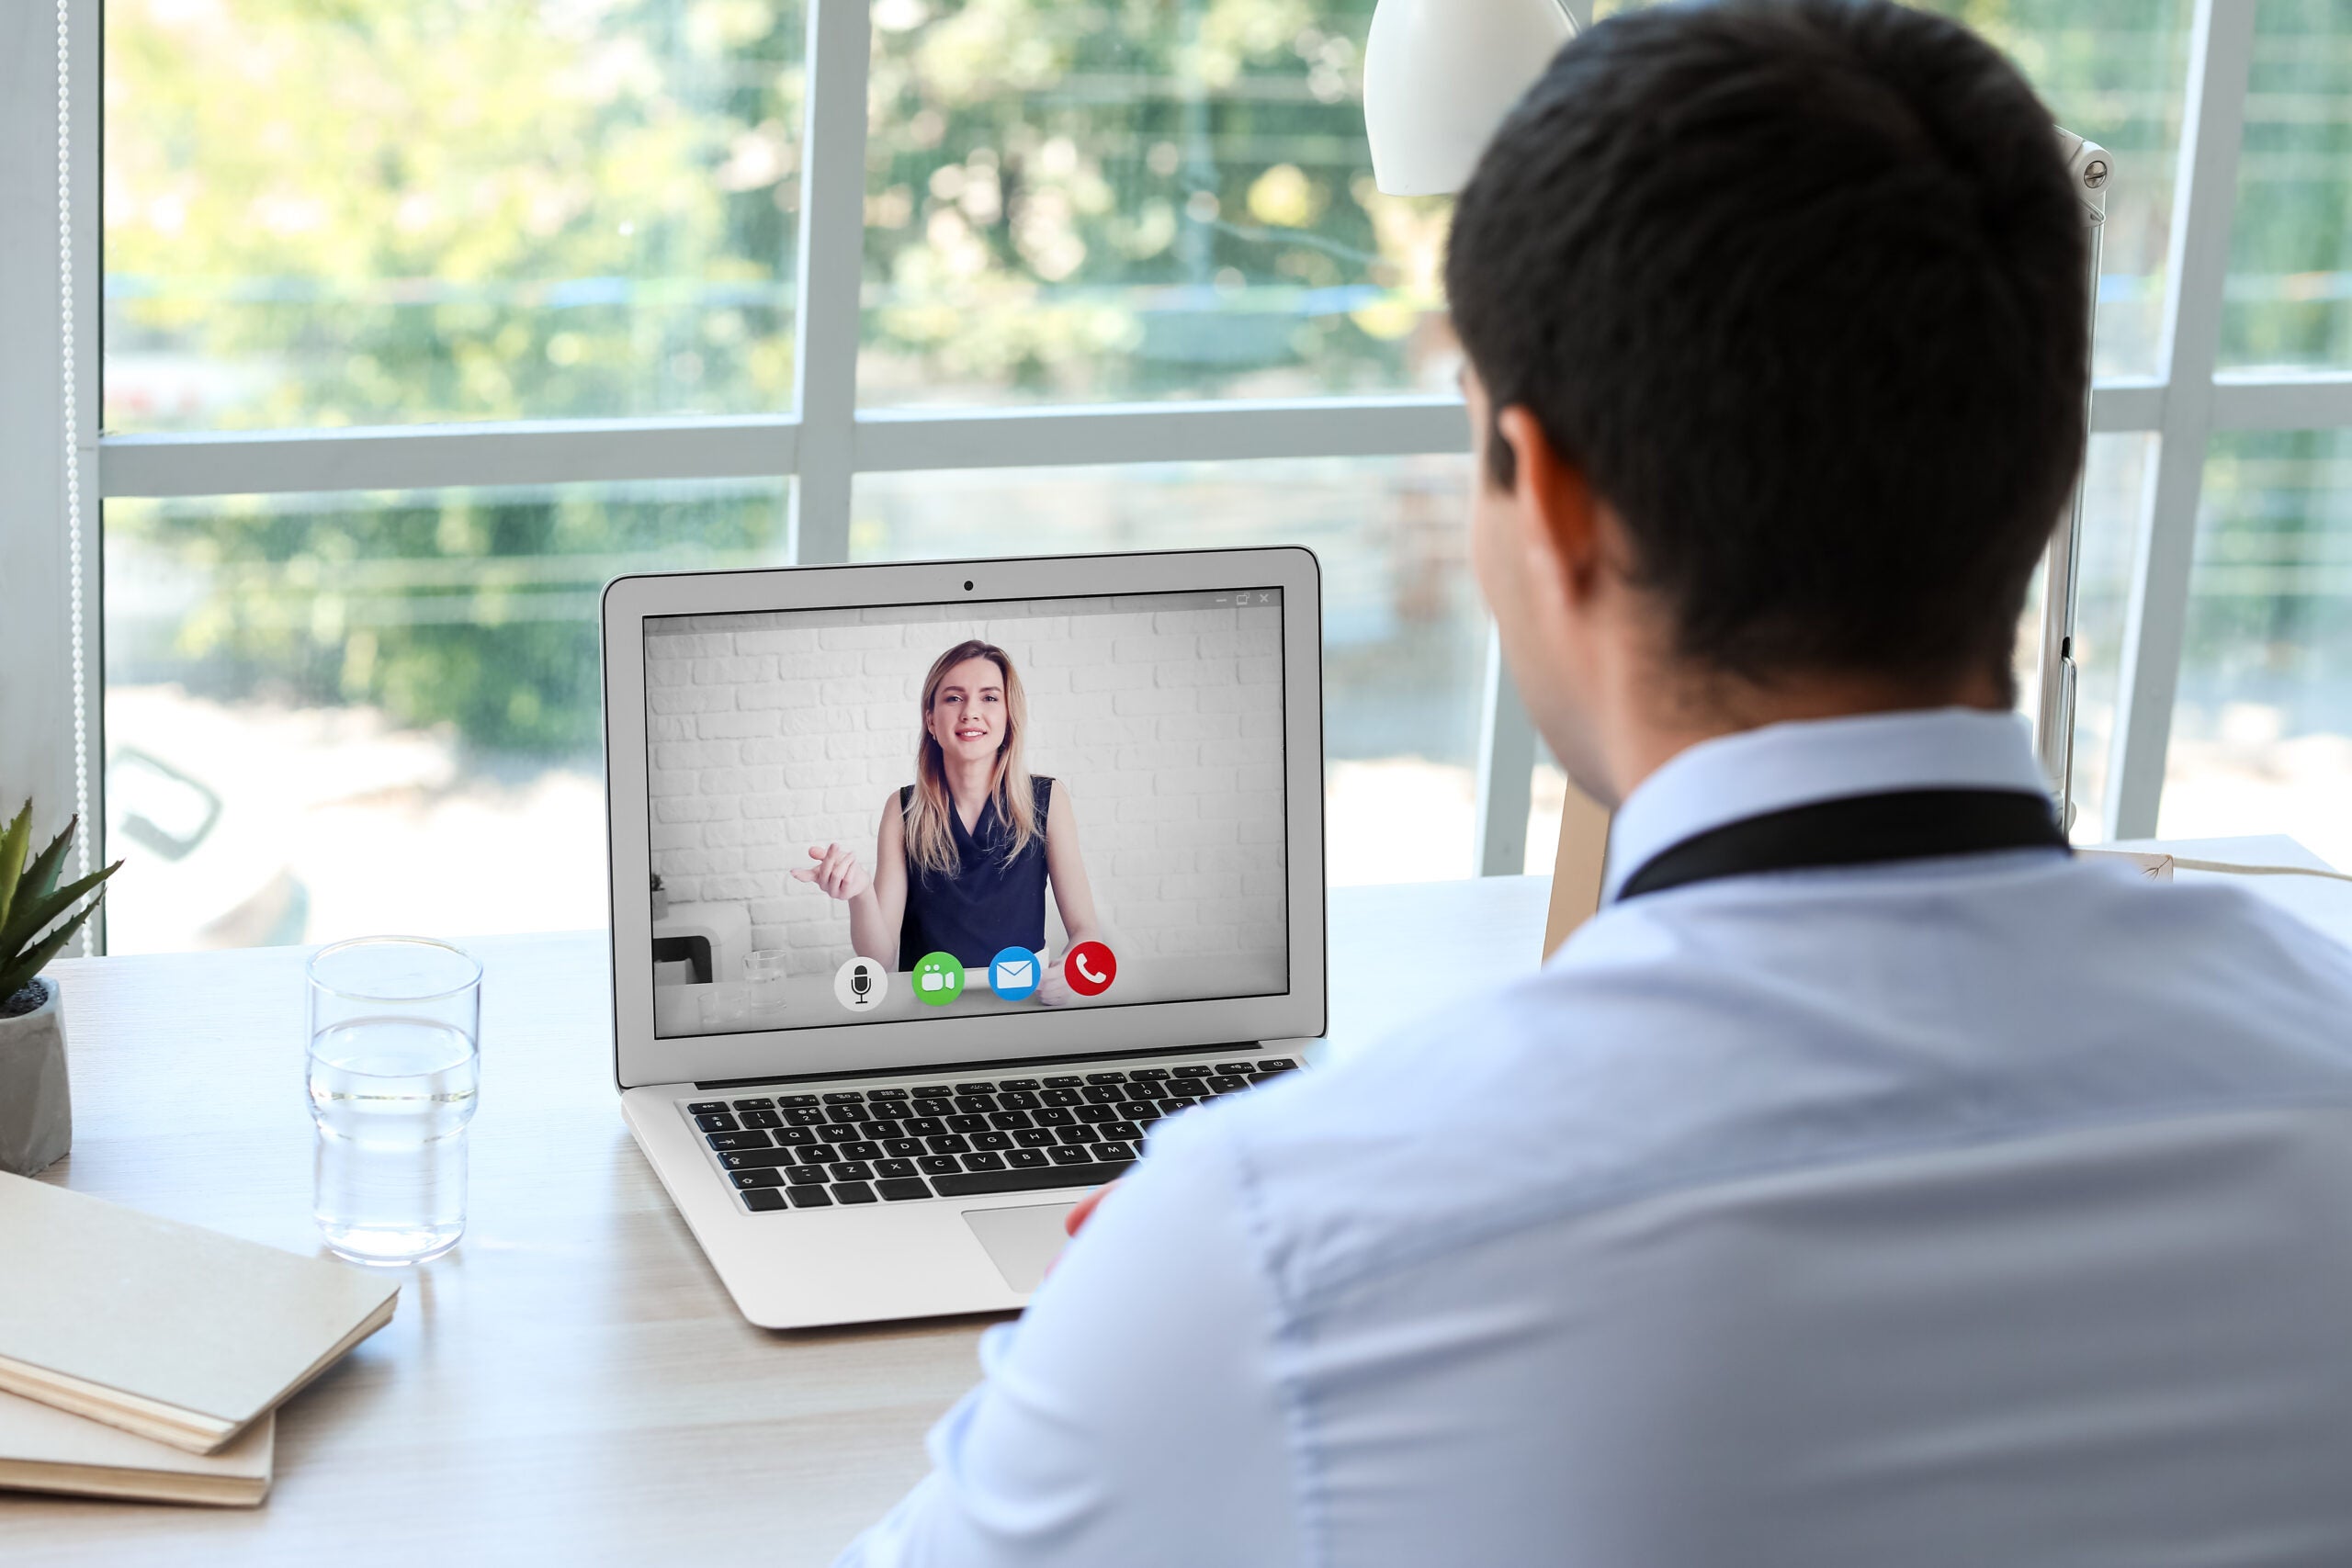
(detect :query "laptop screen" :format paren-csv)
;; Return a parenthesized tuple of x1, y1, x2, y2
(642, 587, 1289, 1040)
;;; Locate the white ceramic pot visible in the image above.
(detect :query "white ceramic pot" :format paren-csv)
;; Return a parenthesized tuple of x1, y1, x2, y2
(0, 976, 72, 1177)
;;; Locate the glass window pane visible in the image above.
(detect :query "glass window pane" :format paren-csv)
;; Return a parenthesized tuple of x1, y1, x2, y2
(103, 479, 792, 953)
(104, 0, 805, 431)
(1600, 0, 2193, 378)
(2220, 0, 2352, 369)
(2158, 431, 2352, 867)
(859, 1, 1453, 408)
(851, 457, 1486, 881)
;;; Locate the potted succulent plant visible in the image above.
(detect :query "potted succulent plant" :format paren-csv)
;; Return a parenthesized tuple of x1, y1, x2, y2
(0, 804, 121, 1177)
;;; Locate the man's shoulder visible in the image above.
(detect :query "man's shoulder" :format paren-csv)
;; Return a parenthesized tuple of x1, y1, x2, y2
(1175, 864, 2352, 1315)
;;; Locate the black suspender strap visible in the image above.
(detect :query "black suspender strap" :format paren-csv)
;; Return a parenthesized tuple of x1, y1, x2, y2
(1614, 788, 2070, 903)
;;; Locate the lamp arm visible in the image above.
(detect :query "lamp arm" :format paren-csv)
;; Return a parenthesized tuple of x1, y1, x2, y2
(2033, 131, 2112, 831)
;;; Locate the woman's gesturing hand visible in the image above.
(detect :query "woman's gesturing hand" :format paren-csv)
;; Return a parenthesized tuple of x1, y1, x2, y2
(793, 843, 875, 902)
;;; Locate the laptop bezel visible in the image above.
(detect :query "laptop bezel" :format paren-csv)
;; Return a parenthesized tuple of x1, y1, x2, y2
(603, 546, 1328, 1091)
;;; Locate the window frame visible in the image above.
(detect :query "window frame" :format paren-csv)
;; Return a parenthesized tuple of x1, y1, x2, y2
(12, 0, 2352, 954)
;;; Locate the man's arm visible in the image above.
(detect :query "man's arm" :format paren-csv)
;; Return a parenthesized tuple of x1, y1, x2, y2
(836, 1118, 1307, 1568)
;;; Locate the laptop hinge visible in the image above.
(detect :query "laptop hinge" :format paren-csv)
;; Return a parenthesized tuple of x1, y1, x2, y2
(694, 1041, 1274, 1092)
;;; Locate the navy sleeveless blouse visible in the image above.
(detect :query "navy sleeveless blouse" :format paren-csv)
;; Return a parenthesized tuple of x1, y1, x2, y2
(897, 776, 1053, 971)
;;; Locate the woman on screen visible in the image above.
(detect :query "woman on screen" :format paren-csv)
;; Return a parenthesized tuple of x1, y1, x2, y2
(797, 638, 1105, 1004)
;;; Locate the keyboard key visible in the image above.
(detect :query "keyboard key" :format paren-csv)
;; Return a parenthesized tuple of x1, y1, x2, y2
(1249, 1072, 1287, 1086)
(785, 1107, 831, 1127)
(1169, 1065, 1209, 1078)
(933, 1158, 1136, 1196)
(778, 1094, 820, 1108)
(876, 1157, 918, 1179)
(918, 1155, 962, 1176)
(831, 1181, 879, 1205)
(1123, 1082, 1164, 1103)
(822, 1091, 866, 1104)
(876, 1178, 932, 1201)
(859, 1120, 903, 1141)
(989, 1110, 1035, 1130)
(801, 1145, 840, 1165)
(1075, 1104, 1117, 1125)
(730, 1097, 776, 1111)
(972, 1131, 1013, 1151)
(1130, 1067, 1170, 1081)
(997, 1077, 1041, 1091)
(1216, 1062, 1256, 1076)
(1048, 1145, 1096, 1166)
(1085, 1071, 1128, 1084)
(927, 1134, 972, 1155)
(1014, 1128, 1059, 1148)
(903, 1117, 947, 1137)
(883, 1137, 925, 1157)
(687, 1101, 729, 1115)
(910, 1085, 953, 1098)
(1159, 1096, 1198, 1112)
(777, 1127, 818, 1146)
(739, 1109, 783, 1129)
(830, 1161, 875, 1181)
(786, 1186, 833, 1209)
(866, 1088, 910, 1101)
(1043, 1076, 1083, 1089)
(1102, 1121, 1142, 1142)
(707, 1130, 774, 1152)
(946, 1114, 989, 1134)
(785, 1165, 829, 1186)
(1007, 1148, 1050, 1168)
(1041, 1089, 1083, 1107)
(910, 1099, 953, 1118)
(1081, 1086, 1124, 1104)
(695, 1112, 740, 1134)
(1058, 1125, 1100, 1145)
(964, 1151, 1007, 1171)
(722, 1150, 797, 1169)
(1035, 1107, 1077, 1127)
(1205, 1076, 1247, 1094)
(953, 1095, 997, 1114)
(1256, 1059, 1297, 1073)
(995, 1090, 1041, 1110)
(838, 1140, 883, 1162)
(743, 1187, 788, 1213)
(732, 1168, 786, 1190)
(954, 1081, 998, 1094)
(1095, 1141, 1136, 1162)
(827, 1105, 865, 1123)
(1130, 1105, 1163, 1126)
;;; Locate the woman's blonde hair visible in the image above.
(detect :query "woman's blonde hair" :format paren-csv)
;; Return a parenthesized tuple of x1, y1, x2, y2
(904, 639, 1041, 879)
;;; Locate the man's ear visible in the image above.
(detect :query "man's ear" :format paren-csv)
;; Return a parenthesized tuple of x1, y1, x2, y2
(1495, 405, 1605, 609)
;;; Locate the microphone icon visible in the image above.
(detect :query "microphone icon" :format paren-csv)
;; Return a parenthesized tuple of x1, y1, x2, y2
(851, 964, 873, 1002)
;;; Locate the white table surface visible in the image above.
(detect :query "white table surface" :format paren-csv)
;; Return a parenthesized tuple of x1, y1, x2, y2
(6, 839, 2342, 1561)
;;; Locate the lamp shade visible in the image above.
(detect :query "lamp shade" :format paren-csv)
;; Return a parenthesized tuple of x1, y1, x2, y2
(1364, 0, 1578, 196)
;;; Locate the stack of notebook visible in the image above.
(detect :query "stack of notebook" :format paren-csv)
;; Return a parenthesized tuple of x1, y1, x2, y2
(0, 1173, 401, 1506)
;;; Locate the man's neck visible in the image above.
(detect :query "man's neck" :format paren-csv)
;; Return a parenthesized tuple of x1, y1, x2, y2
(1604, 666, 2012, 805)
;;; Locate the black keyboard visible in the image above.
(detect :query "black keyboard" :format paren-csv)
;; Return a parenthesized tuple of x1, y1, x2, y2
(687, 1058, 1301, 1213)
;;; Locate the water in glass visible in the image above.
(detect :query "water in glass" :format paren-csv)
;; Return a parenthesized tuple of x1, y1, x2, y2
(309, 1016, 479, 1264)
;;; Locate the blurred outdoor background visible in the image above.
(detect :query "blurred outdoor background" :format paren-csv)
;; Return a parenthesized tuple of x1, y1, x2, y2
(100, 0, 2352, 952)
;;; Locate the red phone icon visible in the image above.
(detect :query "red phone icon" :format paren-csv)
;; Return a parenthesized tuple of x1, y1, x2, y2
(1065, 941, 1117, 997)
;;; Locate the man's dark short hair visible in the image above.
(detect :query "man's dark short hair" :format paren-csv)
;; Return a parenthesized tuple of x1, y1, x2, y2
(1447, 0, 2089, 694)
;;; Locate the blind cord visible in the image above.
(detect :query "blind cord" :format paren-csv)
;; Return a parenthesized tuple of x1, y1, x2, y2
(2165, 857, 2352, 888)
(57, 0, 93, 952)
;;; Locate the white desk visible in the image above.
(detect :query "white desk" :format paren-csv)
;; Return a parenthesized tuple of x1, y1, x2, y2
(6, 842, 2344, 1562)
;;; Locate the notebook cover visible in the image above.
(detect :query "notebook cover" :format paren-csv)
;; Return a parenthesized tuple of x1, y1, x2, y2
(0, 1176, 399, 1450)
(0, 1388, 272, 1506)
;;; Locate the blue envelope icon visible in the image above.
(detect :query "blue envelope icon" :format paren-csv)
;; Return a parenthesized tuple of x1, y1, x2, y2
(989, 947, 1042, 1001)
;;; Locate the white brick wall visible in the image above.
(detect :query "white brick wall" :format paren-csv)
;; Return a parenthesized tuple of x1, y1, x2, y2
(644, 601, 1289, 976)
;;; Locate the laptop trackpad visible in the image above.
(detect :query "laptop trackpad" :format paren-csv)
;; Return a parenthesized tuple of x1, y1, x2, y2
(963, 1203, 1076, 1294)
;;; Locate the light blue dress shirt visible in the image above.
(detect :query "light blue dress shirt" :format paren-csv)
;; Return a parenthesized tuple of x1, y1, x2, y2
(838, 709, 2352, 1567)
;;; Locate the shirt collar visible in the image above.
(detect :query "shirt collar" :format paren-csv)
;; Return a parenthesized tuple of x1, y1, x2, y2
(1601, 708, 2052, 905)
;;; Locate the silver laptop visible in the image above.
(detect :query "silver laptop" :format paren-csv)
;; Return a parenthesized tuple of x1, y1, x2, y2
(602, 547, 1327, 1328)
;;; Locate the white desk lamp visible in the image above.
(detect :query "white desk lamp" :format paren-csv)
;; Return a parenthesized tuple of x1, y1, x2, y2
(1364, 0, 2109, 834)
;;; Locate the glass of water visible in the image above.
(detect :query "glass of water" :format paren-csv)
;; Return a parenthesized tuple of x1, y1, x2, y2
(306, 936, 481, 1266)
